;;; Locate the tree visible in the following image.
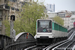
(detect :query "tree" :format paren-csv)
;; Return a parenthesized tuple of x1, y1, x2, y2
(3, 2, 47, 36)
(3, 20, 10, 36)
(18, 3, 46, 36)
(53, 16, 64, 26)
(13, 2, 46, 36)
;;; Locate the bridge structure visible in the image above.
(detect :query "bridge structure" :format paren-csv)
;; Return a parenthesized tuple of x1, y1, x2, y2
(0, 34, 13, 50)
(0, 32, 36, 50)
(0, 28, 75, 50)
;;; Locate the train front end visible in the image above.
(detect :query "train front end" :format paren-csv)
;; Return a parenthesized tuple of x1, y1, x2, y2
(34, 19, 53, 45)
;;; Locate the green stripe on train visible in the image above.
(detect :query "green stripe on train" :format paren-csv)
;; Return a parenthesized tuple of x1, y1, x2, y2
(52, 22, 67, 32)
(52, 22, 54, 30)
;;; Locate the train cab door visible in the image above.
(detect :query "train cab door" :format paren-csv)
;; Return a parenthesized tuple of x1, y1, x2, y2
(49, 20, 52, 32)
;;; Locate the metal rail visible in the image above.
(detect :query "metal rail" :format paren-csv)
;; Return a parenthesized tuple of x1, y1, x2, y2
(51, 36, 75, 50)
(24, 45, 47, 50)
(43, 30, 75, 50)
(52, 40, 72, 50)
(66, 41, 75, 50)
(4, 41, 36, 50)
(43, 40, 68, 50)
(52, 40, 75, 50)
(24, 45, 36, 50)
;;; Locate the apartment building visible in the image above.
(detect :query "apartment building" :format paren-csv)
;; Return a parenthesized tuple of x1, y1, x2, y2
(8, 0, 19, 19)
(57, 11, 72, 28)
(46, 4, 55, 13)
(0, 0, 9, 34)
(47, 12, 57, 19)
(71, 11, 75, 15)
(63, 17, 70, 28)
(69, 15, 75, 28)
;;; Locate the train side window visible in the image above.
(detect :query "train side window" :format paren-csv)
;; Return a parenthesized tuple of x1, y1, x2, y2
(49, 20, 52, 28)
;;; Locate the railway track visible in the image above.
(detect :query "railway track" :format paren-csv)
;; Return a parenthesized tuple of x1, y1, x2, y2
(51, 40, 75, 50)
(24, 45, 46, 50)
(44, 31, 75, 50)
(24, 39, 68, 50)
(43, 40, 68, 50)
(25, 31, 75, 50)
(24, 40, 75, 50)
(24, 45, 37, 50)
(24, 39, 75, 50)
(51, 33, 75, 50)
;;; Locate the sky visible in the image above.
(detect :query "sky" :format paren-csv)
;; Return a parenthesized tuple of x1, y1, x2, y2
(34, 0, 75, 12)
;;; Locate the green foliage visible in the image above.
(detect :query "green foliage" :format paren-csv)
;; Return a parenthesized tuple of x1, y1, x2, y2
(7, 4, 11, 6)
(3, 2, 46, 36)
(3, 20, 10, 36)
(19, 3, 46, 36)
(53, 16, 64, 26)
(14, 19, 21, 35)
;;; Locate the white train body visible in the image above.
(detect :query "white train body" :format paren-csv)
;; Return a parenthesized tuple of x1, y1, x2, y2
(34, 19, 68, 40)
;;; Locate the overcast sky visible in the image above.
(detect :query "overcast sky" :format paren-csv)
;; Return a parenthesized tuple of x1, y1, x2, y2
(35, 0, 75, 12)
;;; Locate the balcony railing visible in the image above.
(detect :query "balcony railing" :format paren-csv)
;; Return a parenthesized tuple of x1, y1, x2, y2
(0, 4, 10, 10)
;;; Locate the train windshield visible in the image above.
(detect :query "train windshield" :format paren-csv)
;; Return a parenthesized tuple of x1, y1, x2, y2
(37, 20, 52, 32)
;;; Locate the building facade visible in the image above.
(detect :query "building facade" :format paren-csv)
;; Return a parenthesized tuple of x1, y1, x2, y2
(63, 17, 70, 28)
(57, 11, 72, 28)
(8, 0, 19, 15)
(46, 4, 55, 13)
(69, 15, 75, 28)
(47, 12, 57, 19)
(7, 0, 20, 21)
(57, 12, 65, 18)
(0, 0, 9, 34)
(71, 11, 75, 15)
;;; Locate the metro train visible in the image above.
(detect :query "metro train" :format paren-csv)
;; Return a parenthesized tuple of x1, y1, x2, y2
(34, 19, 68, 44)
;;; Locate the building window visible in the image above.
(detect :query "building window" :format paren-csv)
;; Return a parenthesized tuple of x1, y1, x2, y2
(11, 7, 14, 10)
(71, 18, 75, 20)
